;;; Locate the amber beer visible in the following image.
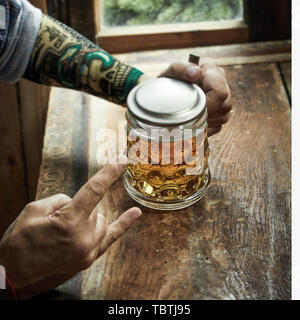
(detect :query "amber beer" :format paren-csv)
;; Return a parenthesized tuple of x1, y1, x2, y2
(126, 129, 209, 201)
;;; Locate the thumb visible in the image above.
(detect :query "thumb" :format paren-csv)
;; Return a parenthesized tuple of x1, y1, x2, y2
(207, 125, 222, 137)
(97, 207, 142, 255)
(159, 61, 201, 83)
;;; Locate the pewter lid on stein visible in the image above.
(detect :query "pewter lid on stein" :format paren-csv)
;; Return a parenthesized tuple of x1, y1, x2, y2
(126, 77, 206, 126)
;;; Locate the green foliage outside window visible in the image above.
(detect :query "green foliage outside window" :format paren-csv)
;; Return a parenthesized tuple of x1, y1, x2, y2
(103, 0, 243, 27)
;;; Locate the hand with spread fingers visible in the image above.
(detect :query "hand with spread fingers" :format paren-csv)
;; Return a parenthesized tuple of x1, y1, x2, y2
(159, 58, 232, 137)
(0, 161, 142, 299)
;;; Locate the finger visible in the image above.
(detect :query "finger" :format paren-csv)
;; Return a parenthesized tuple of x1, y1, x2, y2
(221, 99, 233, 114)
(26, 194, 71, 217)
(198, 63, 230, 116)
(206, 89, 230, 116)
(68, 160, 127, 219)
(97, 207, 142, 255)
(92, 211, 107, 241)
(159, 61, 201, 83)
(198, 60, 227, 92)
(207, 93, 232, 117)
(207, 113, 230, 127)
(220, 82, 233, 114)
(207, 126, 222, 137)
(46, 194, 72, 214)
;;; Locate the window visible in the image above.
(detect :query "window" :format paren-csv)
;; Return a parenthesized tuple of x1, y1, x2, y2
(97, 0, 247, 53)
(102, 0, 243, 27)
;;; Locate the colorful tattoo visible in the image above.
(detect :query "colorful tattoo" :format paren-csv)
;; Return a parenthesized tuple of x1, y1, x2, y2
(24, 14, 144, 104)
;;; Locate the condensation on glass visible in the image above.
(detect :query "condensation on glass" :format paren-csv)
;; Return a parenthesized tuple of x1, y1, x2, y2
(123, 77, 211, 210)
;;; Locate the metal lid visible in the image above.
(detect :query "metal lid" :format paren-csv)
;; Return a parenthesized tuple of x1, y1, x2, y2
(127, 77, 206, 126)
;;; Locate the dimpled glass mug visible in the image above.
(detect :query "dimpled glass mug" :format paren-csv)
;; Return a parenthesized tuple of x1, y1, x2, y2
(122, 77, 210, 210)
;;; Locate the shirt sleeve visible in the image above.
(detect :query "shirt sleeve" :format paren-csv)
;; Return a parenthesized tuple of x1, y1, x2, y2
(0, 0, 41, 82)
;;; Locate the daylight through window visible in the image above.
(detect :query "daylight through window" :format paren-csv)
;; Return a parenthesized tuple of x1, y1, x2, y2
(101, 0, 243, 27)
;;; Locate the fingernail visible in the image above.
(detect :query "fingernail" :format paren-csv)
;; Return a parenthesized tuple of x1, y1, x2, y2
(131, 207, 142, 218)
(184, 66, 200, 80)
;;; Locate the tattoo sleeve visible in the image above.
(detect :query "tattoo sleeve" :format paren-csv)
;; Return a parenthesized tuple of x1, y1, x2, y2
(23, 14, 145, 105)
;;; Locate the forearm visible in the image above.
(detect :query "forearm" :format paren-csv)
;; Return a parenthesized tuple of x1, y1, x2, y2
(23, 14, 147, 105)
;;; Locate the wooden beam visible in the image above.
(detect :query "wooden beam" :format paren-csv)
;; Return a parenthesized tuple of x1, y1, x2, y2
(67, 0, 99, 42)
(18, 80, 50, 201)
(0, 83, 28, 238)
(46, 0, 69, 24)
(243, 0, 291, 42)
(97, 20, 249, 53)
(29, 0, 48, 13)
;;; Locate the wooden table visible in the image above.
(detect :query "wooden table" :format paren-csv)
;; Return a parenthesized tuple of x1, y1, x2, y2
(36, 41, 291, 300)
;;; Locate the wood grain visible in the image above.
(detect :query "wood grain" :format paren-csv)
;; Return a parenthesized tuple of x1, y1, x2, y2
(244, 0, 291, 42)
(67, 0, 99, 42)
(35, 44, 291, 299)
(46, 0, 69, 24)
(36, 88, 89, 200)
(0, 83, 28, 238)
(19, 1, 47, 201)
(114, 41, 291, 78)
(29, 0, 48, 13)
(35, 88, 90, 299)
(80, 63, 291, 300)
(18, 80, 50, 201)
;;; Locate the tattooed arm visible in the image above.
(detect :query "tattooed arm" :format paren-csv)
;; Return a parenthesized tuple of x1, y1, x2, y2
(0, 0, 230, 132)
(23, 14, 148, 105)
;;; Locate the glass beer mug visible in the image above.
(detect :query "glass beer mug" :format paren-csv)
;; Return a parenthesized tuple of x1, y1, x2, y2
(123, 77, 210, 210)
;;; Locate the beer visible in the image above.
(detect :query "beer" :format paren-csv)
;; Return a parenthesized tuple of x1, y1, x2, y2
(126, 130, 210, 201)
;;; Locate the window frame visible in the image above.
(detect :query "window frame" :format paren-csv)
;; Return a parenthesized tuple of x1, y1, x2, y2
(97, 19, 248, 53)
(48, 0, 290, 54)
(96, 0, 248, 53)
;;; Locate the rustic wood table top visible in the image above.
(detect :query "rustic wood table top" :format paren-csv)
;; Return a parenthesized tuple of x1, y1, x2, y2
(36, 41, 291, 300)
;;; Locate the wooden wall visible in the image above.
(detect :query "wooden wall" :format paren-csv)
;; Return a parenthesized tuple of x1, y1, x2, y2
(0, 1, 49, 237)
(244, 0, 291, 42)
